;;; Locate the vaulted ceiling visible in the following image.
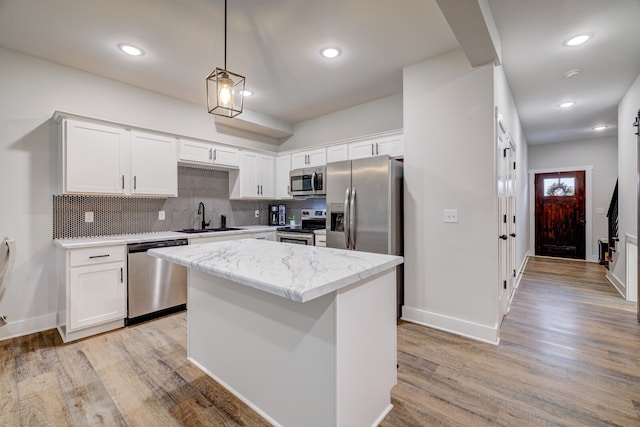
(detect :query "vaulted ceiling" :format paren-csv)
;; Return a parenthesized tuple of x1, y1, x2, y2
(0, 0, 638, 145)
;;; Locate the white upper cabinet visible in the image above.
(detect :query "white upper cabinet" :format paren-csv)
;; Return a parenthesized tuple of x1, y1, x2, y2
(291, 148, 326, 169)
(348, 134, 403, 160)
(60, 118, 178, 197)
(275, 154, 292, 199)
(230, 151, 275, 199)
(375, 134, 404, 158)
(179, 138, 238, 168)
(130, 131, 178, 196)
(63, 119, 129, 195)
(326, 143, 349, 164)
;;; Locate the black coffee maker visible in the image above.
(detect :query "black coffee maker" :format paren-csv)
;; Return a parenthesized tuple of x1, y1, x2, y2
(268, 204, 279, 226)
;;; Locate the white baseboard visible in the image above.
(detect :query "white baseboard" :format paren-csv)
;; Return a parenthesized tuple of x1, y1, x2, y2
(401, 306, 499, 345)
(605, 270, 625, 299)
(0, 312, 57, 342)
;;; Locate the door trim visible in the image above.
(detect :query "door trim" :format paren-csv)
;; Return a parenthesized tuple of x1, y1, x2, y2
(528, 166, 595, 261)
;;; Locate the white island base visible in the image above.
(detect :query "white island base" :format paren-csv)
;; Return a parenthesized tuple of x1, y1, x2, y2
(187, 267, 397, 427)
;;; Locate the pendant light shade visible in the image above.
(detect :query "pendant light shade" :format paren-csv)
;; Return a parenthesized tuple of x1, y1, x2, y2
(206, 0, 245, 118)
(207, 68, 245, 117)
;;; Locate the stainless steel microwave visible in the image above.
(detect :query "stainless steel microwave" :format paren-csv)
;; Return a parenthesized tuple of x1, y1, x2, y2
(289, 166, 326, 196)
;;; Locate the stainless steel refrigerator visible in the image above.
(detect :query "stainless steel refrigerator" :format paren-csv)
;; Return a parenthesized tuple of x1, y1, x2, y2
(326, 156, 403, 315)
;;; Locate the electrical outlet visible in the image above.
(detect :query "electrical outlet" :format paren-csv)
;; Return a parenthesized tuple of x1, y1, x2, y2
(158, 210, 165, 220)
(443, 209, 458, 223)
(84, 211, 94, 223)
(254, 210, 260, 218)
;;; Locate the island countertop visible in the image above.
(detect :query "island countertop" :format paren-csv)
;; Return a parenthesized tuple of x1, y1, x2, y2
(148, 238, 403, 303)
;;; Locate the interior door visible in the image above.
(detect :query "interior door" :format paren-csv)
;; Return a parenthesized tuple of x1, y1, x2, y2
(497, 116, 510, 315)
(535, 171, 586, 259)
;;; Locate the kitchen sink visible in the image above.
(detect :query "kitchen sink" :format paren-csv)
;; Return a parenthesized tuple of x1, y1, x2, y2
(176, 227, 244, 234)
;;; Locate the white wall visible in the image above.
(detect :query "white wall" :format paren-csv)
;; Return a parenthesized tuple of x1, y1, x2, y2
(278, 94, 403, 151)
(402, 49, 500, 344)
(528, 137, 618, 261)
(613, 72, 640, 293)
(494, 64, 530, 273)
(0, 48, 276, 340)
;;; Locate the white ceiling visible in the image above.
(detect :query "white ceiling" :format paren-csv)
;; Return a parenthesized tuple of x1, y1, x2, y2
(488, 0, 640, 144)
(0, 0, 639, 145)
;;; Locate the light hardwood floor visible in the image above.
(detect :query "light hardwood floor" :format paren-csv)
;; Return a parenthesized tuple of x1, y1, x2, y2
(2, 256, 639, 426)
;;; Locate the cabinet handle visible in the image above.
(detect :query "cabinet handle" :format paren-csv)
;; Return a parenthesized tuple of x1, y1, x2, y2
(209, 148, 213, 160)
(376, 143, 379, 155)
(120, 267, 123, 283)
(133, 176, 137, 190)
(371, 144, 374, 156)
(257, 184, 260, 195)
(121, 175, 125, 189)
(260, 185, 263, 195)
(287, 185, 290, 194)
(89, 254, 110, 259)
(213, 149, 217, 161)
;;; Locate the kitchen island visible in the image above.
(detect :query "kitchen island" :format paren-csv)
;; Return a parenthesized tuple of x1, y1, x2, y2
(149, 238, 403, 427)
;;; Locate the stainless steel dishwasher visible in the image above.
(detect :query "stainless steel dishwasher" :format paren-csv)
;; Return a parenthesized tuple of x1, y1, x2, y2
(126, 239, 188, 325)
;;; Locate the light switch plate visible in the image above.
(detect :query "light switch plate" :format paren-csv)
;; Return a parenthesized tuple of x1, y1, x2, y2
(255, 210, 260, 218)
(595, 207, 605, 214)
(444, 209, 458, 223)
(158, 210, 165, 220)
(84, 211, 94, 223)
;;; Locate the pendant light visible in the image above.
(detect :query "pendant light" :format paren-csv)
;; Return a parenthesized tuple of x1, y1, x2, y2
(206, 0, 245, 118)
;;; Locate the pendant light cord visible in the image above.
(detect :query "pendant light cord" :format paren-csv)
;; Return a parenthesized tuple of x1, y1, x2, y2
(224, 0, 227, 71)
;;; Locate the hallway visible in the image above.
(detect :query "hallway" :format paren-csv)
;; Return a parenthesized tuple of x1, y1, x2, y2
(384, 256, 640, 425)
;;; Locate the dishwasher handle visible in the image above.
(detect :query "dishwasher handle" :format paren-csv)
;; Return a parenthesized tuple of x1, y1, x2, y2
(127, 239, 189, 254)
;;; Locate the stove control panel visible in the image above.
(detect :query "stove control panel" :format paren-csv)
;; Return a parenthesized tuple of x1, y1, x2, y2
(301, 209, 326, 219)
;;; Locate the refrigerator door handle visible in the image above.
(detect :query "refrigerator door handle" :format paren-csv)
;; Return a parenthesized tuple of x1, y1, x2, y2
(349, 187, 356, 250)
(344, 187, 350, 248)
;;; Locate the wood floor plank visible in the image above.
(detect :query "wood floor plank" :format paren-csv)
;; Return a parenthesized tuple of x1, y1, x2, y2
(0, 338, 19, 426)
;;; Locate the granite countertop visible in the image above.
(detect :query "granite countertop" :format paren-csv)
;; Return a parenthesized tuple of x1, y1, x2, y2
(149, 239, 403, 303)
(53, 225, 280, 249)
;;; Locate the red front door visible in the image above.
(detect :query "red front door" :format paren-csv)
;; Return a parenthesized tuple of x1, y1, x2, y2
(535, 171, 586, 259)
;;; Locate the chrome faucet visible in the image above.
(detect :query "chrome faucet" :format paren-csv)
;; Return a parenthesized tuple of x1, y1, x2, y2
(197, 202, 210, 230)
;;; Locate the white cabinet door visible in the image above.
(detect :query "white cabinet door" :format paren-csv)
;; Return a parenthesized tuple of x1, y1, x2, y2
(64, 119, 128, 195)
(69, 262, 126, 331)
(275, 154, 292, 199)
(348, 139, 377, 160)
(376, 134, 404, 157)
(327, 144, 349, 163)
(237, 151, 260, 198)
(179, 139, 212, 164)
(130, 131, 178, 196)
(211, 144, 239, 167)
(231, 152, 275, 199)
(291, 148, 326, 169)
(259, 154, 275, 198)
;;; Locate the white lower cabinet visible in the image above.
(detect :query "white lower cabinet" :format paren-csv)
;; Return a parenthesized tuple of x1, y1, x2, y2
(58, 245, 126, 343)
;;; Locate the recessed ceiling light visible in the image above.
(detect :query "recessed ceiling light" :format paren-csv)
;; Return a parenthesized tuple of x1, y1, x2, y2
(564, 34, 591, 47)
(241, 89, 253, 97)
(559, 101, 576, 109)
(593, 125, 607, 131)
(320, 47, 341, 59)
(564, 69, 582, 79)
(117, 43, 144, 56)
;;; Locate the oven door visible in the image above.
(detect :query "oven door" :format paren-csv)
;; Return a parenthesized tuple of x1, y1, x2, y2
(277, 232, 314, 245)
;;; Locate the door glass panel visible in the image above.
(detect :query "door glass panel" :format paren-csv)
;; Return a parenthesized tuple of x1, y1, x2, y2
(544, 178, 575, 197)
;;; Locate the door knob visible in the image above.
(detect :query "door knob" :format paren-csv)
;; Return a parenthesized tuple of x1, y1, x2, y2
(510, 233, 516, 237)
(499, 235, 508, 240)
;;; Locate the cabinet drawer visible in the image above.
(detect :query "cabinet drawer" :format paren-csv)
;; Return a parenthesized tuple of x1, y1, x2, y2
(69, 245, 125, 267)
